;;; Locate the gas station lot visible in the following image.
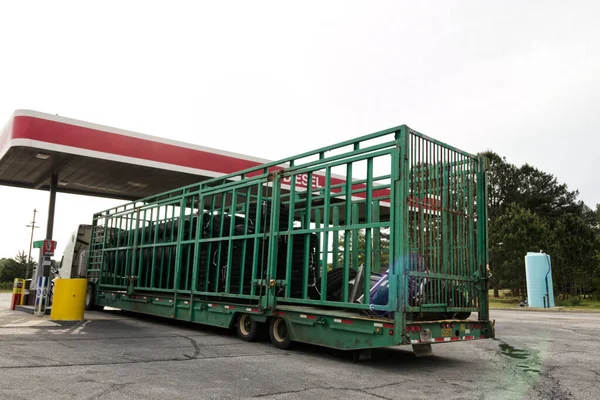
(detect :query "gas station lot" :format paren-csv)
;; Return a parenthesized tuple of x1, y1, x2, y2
(0, 293, 598, 400)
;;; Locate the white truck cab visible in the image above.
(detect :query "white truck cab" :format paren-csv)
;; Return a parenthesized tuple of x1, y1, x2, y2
(57, 224, 93, 279)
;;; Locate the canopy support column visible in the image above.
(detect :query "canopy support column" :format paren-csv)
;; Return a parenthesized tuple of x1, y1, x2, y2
(46, 173, 58, 240)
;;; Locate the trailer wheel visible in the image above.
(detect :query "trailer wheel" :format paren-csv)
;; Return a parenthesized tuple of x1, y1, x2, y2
(236, 314, 260, 342)
(269, 317, 292, 350)
(85, 283, 104, 311)
(453, 312, 471, 320)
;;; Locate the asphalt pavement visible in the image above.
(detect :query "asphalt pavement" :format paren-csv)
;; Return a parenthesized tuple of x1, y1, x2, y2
(0, 292, 598, 400)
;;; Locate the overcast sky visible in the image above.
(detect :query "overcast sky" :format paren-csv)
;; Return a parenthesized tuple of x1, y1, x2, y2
(0, 0, 598, 260)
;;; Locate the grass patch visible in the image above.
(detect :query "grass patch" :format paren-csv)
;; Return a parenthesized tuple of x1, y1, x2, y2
(488, 289, 600, 311)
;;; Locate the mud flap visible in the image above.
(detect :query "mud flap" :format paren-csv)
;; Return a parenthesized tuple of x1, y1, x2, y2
(412, 343, 433, 357)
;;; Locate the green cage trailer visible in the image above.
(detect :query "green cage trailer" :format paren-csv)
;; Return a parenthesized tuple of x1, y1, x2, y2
(84, 124, 494, 356)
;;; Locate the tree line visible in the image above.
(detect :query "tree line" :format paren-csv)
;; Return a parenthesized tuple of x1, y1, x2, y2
(483, 151, 600, 300)
(0, 251, 36, 290)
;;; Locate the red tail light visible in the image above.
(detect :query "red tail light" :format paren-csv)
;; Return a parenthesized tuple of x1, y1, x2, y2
(416, 325, 421, 332)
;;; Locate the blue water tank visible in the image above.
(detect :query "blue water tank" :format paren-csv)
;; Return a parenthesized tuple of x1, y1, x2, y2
(524, 252, 555, 308)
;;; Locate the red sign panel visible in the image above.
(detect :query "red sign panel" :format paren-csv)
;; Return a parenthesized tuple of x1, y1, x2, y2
(42, 240, 57, 256)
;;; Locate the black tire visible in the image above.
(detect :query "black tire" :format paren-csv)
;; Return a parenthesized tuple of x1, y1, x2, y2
(85, 283, 104, 311)
(269, 317, 292, 350)
(453, 312, 471, 320)
(236, 314, 260, 342)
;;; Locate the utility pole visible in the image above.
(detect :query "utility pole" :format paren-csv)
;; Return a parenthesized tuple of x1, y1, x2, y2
(26, 208, 39, 279)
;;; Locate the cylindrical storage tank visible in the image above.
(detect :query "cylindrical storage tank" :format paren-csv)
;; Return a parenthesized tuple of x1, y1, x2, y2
(50, 278, 88, 321)
(524, 252, 555, 308)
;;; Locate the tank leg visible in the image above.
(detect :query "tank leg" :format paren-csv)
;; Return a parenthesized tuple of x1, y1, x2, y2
(412, 343, 433, 357)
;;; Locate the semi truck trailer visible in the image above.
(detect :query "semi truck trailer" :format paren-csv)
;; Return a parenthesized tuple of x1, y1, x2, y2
(58, 124, 494, 355)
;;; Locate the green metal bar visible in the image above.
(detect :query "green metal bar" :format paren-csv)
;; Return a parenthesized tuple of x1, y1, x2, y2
(206, 195, 216, 293)
(113, 216, 123, 286)
(281, 145, 394, 182)
(124, 213, 133, 286)
(130, 209, 142, 293)
(250, 184, 264, 297)
(393, 128, 407, 338)
(332, 206, 339, 270)
(449, 148, 456, 280)
(319, 168, 331, 302)
(239, 188, 251, 295)
(141, 208, 149, 288)
(418, 137, 425, 277)
(341, 160, 353, 304)
(265, 174, 282, 309)
(302, 172, 313, 300)
(346, 203, 359, 303)
(225, 189, 237, 293)
(312, 207, 321, 300)
(426, 139, 434, 291)
(409, 127, 478, 159)
(167, 205, 176, 289)
(173, 198, 186, 311)
(372, 201, 381, 273)
(284, 175, 297, 298)
(150, 207, 159, 289)
(477, 155, 490, 320)
(363, 158, 373, 302)
(191, 196, 205, 293)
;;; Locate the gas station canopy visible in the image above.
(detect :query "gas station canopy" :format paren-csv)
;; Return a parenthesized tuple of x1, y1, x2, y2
(0, 110, 277, 201)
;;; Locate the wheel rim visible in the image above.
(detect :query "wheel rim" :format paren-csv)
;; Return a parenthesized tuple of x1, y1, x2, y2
(86, 287, 92, 306)
(239, 315, 251, 336)
(273, 319, 287, 342)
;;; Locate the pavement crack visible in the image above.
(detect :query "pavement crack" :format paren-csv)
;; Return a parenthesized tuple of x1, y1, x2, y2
(252, 385, 395, 399)
(0, 352, 274, 370)
(179, 335, 201, 359)
(85, 382, 133, 400)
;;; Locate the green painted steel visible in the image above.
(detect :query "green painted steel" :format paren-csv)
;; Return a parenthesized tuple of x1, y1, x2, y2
(87, 124, 493, 352)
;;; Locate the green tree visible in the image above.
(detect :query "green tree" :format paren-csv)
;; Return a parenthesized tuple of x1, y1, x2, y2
(551, 212, 599, 297)
(0, 258, 25, 283)
(333, 229, 390, 272)
(489, 203, 552, 300)
(515, 164, 580, 220)
(480, 151, 521, 221)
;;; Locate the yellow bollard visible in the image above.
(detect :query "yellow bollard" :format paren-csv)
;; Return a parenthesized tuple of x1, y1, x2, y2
(50, 278, 88, 321)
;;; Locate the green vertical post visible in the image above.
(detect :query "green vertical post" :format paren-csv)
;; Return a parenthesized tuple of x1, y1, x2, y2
(239, 188, 251, 295)
(150, 207, 160, 290)
(363, 158, 373, 302)
(173, 198, 187, 308)
(265, 173, 282, 310)
(206, 195, 216, 293)
(319, 168, 331, 302)
(393, 126, 408, 339)
(225, 189, 237, 293)
(250, 185, 263, 297)
(303, 172, 313, 300)
(284, 175, 296, 298)
(332, 206, 340, 270)
(372, 201, 381, 273)
(214, 194, 227, 293)
(476, 155, 489, 320)
(191, 195, 205, 293)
